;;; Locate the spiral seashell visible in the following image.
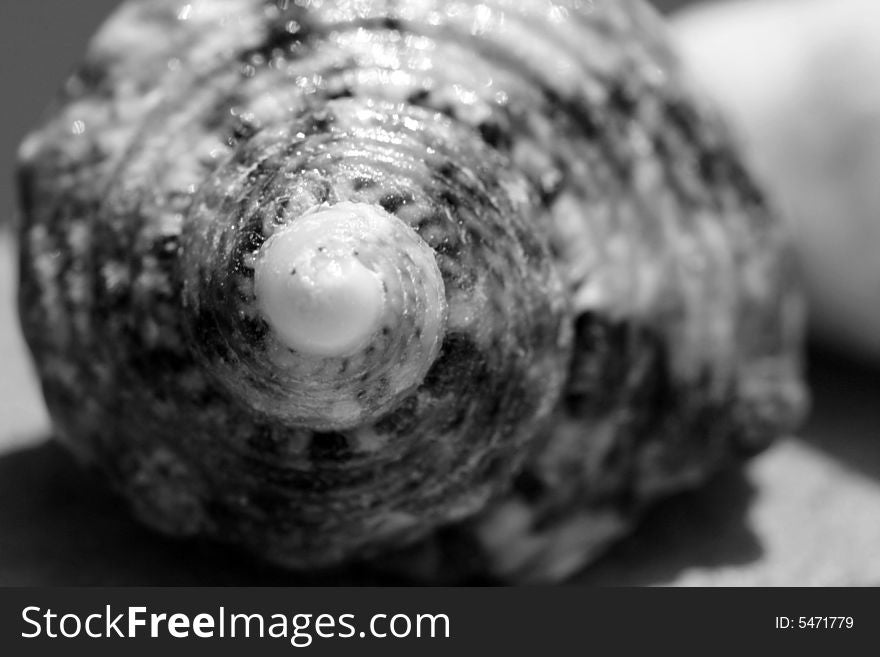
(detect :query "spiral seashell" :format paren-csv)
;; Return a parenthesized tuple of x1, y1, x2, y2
(17, 0, 806, 582)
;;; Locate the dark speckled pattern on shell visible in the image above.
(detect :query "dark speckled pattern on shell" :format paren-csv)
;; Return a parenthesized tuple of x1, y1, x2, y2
(17, 0, 806, 582)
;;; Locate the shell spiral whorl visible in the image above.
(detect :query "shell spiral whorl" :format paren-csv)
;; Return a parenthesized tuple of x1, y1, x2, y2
(173, 95, 572, 562)
(17, 0, 806, 580)
(180, 99, 568, 434)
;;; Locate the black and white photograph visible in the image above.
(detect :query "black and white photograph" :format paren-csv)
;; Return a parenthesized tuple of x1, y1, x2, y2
(1, 0, 878, 603)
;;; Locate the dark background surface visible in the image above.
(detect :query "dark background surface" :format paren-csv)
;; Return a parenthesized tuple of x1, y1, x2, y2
(2, 0, 880, 586)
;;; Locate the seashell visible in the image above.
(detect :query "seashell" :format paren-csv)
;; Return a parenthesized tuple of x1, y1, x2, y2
(16, 0, 807, 583)
(674, 0, 880, 363)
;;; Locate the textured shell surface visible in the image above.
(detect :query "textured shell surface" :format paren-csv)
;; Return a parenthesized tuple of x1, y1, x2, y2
(17, 0, 806, 583)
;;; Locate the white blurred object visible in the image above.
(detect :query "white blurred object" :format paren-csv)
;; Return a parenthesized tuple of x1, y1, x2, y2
(673, 0, 880, 360)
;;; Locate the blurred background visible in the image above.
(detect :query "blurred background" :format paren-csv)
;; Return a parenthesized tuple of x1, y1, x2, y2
(1, 0, 878, 585)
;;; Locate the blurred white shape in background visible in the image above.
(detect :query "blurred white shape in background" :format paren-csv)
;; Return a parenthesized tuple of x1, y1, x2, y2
(673, 0, 880, 361)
